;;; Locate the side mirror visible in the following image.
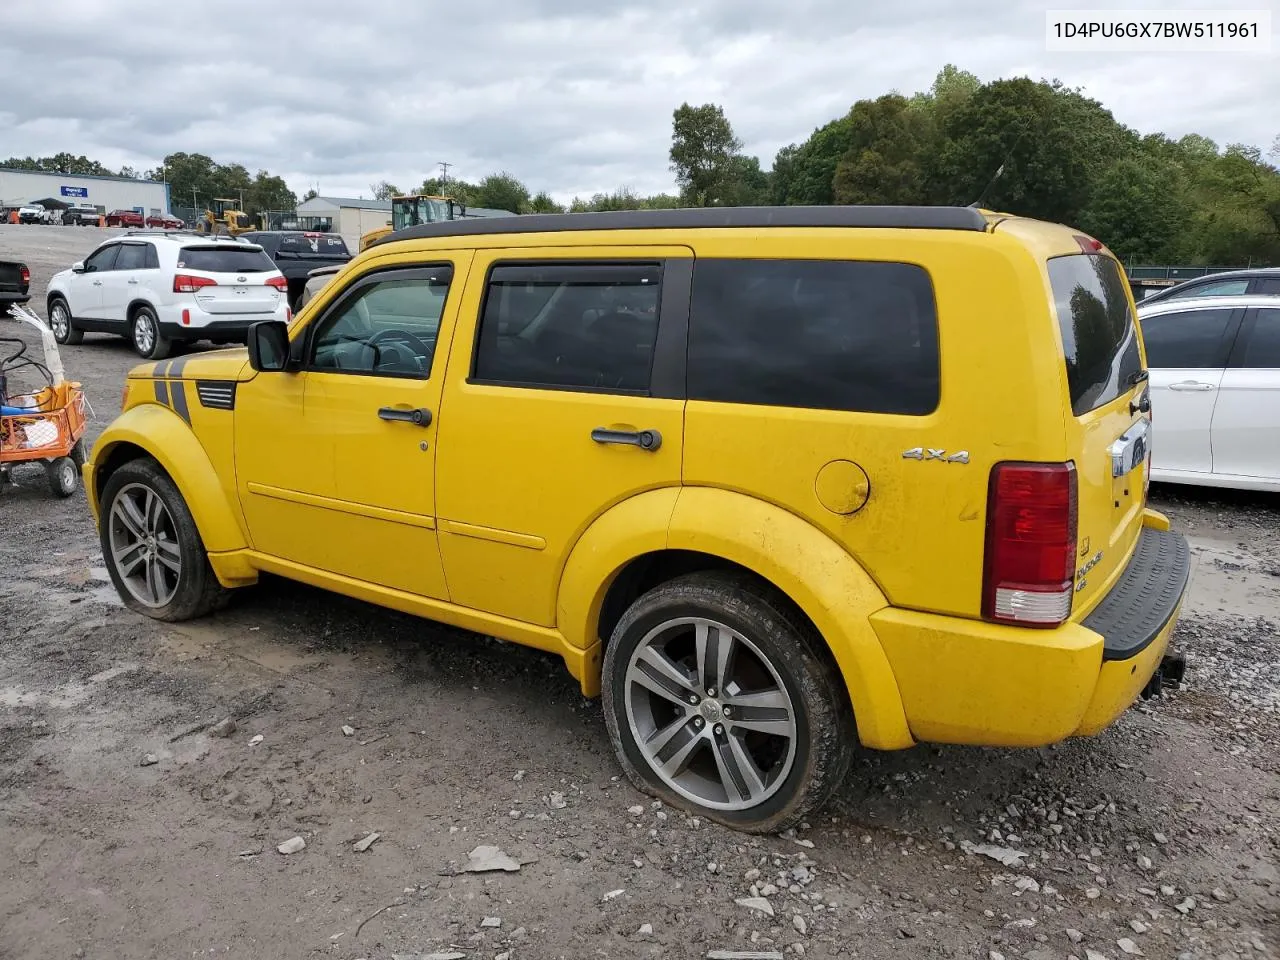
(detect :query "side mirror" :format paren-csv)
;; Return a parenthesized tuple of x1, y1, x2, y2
(71, 261, 85, 274)
(247, 320, 291, 372)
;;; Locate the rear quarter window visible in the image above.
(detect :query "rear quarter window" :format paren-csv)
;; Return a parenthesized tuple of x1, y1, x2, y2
(687, 259, 940, 415)
(177, 247, 276, 273)
(1047, 254, 1143, 416)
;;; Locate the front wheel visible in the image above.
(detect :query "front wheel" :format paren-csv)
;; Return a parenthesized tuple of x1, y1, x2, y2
(99, 458, 229, 621)
(130, 306, 171, 360)
(48, 298, 83, 345)
(602, 572, 856, 834)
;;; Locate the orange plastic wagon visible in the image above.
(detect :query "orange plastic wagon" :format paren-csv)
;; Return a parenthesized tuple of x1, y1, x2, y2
(1, 305, 89, 497)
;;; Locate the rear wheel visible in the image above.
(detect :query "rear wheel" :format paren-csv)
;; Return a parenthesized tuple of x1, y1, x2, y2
(130, 305, 170, 360)
(48, 298, 83, 345)
(99, 458, 229, 621)
(602, 571, 856, 833)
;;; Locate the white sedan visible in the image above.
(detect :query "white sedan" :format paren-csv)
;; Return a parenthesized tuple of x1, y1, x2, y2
(1137, 294, 1280, 492)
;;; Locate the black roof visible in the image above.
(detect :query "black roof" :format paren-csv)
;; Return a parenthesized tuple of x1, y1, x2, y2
(372, 205, 991, 247)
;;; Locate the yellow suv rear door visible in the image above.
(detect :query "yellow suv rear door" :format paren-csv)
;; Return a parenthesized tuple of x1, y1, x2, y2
(434, 245, 694, 626)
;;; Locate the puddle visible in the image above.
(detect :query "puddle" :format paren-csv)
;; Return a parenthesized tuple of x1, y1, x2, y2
(0, 663, 139, 709)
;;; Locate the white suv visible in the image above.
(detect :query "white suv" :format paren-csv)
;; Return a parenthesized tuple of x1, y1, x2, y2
(46, 233, 290, 359)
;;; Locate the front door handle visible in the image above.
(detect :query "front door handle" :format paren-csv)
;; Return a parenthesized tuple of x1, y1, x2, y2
(127, 278, 139, 285)
(378, 406, 432, 426)
(591, 427, 662, 451)
(92, 280, 103, 286)
(1168, 381, 1215, 392)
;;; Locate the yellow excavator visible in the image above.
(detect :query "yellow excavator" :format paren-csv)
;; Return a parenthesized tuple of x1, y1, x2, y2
(197, 198, 254, 236)
(359, 194, 465, 251)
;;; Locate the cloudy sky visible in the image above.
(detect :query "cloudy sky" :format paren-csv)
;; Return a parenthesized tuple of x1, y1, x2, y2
(2, 0, 1276, 204)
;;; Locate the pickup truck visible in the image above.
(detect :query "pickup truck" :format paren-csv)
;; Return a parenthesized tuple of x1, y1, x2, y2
(64, 204, 102, 226)
(0, 260, 32, 308)
(17, 204, 47, 224)
(238, 230, 352, 310)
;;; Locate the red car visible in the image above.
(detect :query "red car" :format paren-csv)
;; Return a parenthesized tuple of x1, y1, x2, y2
(105, 209, 145, 227)
(145, 213, 185, 229)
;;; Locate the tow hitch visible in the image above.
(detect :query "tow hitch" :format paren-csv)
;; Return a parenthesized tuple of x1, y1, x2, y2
(1141, 652, 1187, 700)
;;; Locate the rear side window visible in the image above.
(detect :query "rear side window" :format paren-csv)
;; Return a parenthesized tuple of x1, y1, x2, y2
(1167, 278, 1250, 300)
(1139, 308, 1235, 368)
(472, 262, 662, 393)
(1253, 278, 1280, 296)
(687, 259, 940, 415)
(114, 243, 152, 271)
(1240, 308, 1280, 368)
(1047, 254, 1143, 416)
(178, 246, 275, 273)
(278, 234, 349, 256)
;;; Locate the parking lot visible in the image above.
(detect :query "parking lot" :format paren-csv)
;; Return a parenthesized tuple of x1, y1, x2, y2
(1, 223, 1277, 960)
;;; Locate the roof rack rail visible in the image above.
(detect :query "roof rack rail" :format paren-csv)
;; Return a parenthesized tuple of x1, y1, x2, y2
(373, 204, 991, 248)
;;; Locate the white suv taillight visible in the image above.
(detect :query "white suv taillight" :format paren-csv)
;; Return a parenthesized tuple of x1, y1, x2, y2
(982, 462, 1078, 628)
(265, 275, 288, 291)
(174, 274, 217, 293)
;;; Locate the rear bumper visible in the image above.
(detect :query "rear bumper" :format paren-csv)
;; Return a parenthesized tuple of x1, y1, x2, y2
(157, 302, 288, 343)
(872, 511, 1190, 747)
(0, 291, 31, 305)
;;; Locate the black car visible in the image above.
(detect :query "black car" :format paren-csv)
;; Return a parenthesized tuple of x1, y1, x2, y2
(0, 260, 31, 309)
(238, 231, 352, 309)
(1138, 267, 1280, 305)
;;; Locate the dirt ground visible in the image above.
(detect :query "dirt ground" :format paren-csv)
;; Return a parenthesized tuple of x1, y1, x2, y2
(1, 224, 1277, 960)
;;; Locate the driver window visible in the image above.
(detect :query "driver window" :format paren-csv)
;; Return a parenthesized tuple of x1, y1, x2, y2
(308, 268, 453, 378)
(83, 245, 120, 273)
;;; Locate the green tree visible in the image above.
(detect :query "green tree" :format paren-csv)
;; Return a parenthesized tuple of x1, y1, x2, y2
(1079, 156, 1188, 263)
(930, 77, 1131, 223)
(248, 171, 297, 214)
(670, 102, 743, 206)
(370, 180, 400, 201)
(910, 64, 981, 131)
(528, 190, 565, 213)
(770, 116, 854, 205)
(832, 94, 935, 205)
(471, 172, 530, 213)
(301, 188, 319, 202)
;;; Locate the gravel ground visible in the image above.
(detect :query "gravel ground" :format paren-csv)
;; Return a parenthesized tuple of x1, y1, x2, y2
(1, 224, 1277, 960)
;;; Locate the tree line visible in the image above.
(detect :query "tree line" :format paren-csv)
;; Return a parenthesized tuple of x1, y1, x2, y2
(6, 65, 1277, 265)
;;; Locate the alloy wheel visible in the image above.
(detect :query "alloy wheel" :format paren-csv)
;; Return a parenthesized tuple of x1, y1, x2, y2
(623, 617, 798, 811)
(133, 312, 156, 355)
(107, 482, 181, 608)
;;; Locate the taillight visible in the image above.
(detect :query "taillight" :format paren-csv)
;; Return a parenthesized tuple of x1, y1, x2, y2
(982, 462, 1078, 628)
(265, 275, 288, 291)
(19, 266, 30, 284)
(174, 274, 217, 293)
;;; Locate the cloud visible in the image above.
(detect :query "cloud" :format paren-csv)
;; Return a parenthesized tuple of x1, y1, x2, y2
(1, 0, 1275, 204)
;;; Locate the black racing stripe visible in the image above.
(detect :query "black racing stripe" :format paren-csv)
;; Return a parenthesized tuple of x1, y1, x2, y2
(170, 380, 191, 425)
(154, 380, 169, 406)
(154, 359, 173, 378)
(168, 356, 189, 379)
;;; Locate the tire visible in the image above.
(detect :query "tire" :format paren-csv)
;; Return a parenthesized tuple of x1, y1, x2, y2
(98, 457, 230, 621)
(48, 297, 83, 345)
(68, 438, 87, 468)
(602, 571, 856, 834)
(45, 457, 79, 498)
(130, 305, 170, 360)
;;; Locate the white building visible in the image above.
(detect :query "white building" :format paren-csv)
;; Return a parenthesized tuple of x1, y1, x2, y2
(0, 167, 171, 217)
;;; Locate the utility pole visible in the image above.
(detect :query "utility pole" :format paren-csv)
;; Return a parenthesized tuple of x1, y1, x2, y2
(439, 161, 451, 189)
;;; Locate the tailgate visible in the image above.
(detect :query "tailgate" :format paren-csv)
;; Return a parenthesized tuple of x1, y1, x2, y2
(1047, 252, 1151, 615)
(194, 282, 283, 315)
(0, 263, 20, 290)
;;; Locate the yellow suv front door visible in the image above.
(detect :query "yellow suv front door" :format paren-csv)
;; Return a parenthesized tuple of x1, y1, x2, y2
(234, 255, 471, 599)
(434, 245, 693, 626)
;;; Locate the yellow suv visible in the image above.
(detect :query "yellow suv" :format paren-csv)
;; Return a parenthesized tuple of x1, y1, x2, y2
(85, 206, 1189, 832)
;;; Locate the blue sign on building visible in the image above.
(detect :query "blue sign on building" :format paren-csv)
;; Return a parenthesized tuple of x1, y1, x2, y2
(60, 186, 88, 198)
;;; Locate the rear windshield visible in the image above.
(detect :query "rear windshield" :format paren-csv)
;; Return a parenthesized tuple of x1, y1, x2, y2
(277, 234, 349, 256)
(178, 246, 275, 274)
(1047, 254, 1143, 416)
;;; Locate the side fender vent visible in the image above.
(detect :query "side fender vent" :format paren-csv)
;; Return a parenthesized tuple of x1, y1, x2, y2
(195, 380, 237, 410)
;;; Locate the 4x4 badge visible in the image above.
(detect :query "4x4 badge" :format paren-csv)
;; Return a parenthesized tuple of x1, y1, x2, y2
(902, 447, 969, 464)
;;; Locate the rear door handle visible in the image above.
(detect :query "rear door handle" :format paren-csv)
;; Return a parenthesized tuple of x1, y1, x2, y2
(127, 279, 139, 285)
(591, 427, 662, 451)
(1168, 381, 1215, 392)
(377, 406, 432, 426)
(92, 280, 103, 286)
